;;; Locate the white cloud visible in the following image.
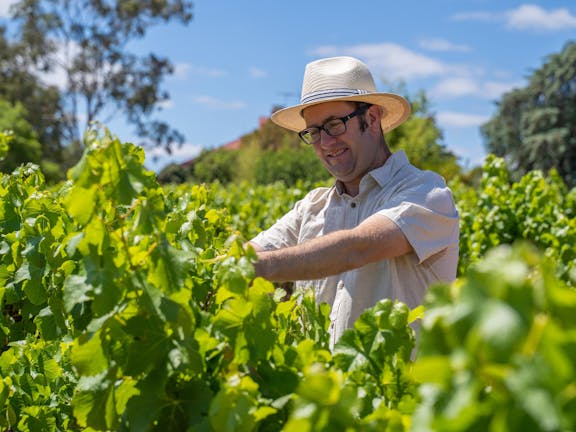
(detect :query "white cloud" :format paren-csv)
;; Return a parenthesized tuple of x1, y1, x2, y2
(172, 63, 191, 79)
(146, 142, 202, 160)
(249, 66, 267, 79)
(431, 77, 521, 100)
(192, 95, 247, 110)
(157, 99, 174, 110)
(310, 43, 447, 80)
(482, 80, 522, 99)
(437, 111, 490, 128)
(451, 4, 576, 31)
(450, 11, 497, 22)
(309, 41, 520, 105)
(144, 142, 203, 172)
(419, 38, 471, 52)
(188, 64, 228, 77)
(165, 63, 229, 80)
(431, 77, 480, 98)
(506, 4, 576, 31)
(0, 0, 17, 17)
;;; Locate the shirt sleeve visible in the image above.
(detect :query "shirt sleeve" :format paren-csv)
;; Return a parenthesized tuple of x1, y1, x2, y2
(250, 206, 300, 250)
(250, 187, 331, 251)
(249, 195, 307, 250)
(377, 182, 460, 264)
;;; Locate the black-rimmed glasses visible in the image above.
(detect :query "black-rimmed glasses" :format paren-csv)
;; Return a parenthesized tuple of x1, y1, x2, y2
(298, 105, 370, 145)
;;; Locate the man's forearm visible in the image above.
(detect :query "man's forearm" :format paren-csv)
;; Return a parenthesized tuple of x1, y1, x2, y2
(253, 229, 359, 281)
(252, 214, 413, 282)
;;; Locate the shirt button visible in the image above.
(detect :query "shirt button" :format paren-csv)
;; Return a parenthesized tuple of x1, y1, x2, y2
(350, 202, 356, 208)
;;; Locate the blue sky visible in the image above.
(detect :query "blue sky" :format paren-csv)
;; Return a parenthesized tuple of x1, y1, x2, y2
(2, 1, 576, 173)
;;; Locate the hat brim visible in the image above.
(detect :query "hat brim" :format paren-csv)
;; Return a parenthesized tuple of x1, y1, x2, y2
(271, 93, 411, 133)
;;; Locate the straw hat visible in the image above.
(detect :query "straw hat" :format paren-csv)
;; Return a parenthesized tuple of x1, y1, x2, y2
(271, 56, 411, 133)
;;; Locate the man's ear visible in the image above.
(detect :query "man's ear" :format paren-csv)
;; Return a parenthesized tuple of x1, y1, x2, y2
(367, 105, 384, 130)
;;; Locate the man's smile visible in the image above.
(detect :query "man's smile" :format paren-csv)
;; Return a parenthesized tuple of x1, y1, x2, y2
(326, 147, 349, 158)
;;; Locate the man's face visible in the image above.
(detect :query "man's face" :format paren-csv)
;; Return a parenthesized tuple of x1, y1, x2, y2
(302, 101, 383, 194)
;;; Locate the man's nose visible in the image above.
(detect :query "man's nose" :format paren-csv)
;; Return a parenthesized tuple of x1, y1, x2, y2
(319, 129, 337, 146)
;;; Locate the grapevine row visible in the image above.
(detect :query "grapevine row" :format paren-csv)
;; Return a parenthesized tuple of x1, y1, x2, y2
(0, 129, 574, 431)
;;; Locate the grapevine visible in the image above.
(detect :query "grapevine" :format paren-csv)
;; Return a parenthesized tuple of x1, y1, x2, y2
(0, 129, 574, 431)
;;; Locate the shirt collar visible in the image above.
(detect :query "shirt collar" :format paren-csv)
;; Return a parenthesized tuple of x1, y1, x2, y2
(334, 150, 410, 196)
(369, 150, 410, 188)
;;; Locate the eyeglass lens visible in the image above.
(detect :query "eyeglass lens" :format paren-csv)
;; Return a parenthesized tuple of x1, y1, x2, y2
(300, 119, 346, 144)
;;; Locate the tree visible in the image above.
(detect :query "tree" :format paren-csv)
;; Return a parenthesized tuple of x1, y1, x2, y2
(193, 148, 238, 184)
(253, 145, 330, 186)
(0, 99, 42, 172)
(482, 41, 576, 187)
(8, 0, 193, 165)
(237, 116, 329, 186)
(0, 26, 66, 178)
(387, 91, 461, 182)
(156, 162, 192, 184)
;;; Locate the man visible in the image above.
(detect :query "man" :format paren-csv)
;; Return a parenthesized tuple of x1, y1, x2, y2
(248, 56, 459, 346)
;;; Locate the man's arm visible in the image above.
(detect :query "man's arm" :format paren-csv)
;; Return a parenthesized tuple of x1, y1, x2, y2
(251, 213, 412, 282)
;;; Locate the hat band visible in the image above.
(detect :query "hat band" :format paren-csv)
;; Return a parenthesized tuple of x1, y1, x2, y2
(300, 88, 369, 104)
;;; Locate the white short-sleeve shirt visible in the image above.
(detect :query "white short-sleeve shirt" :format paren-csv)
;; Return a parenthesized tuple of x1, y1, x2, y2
(250, 151, 460, 346)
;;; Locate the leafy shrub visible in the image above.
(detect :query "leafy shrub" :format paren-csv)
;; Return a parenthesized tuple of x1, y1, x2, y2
(253, 146, 330, 187)
(414, 243, 576, 431)
(455, 154, 576, 283)
(193, 148, 239, 184)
